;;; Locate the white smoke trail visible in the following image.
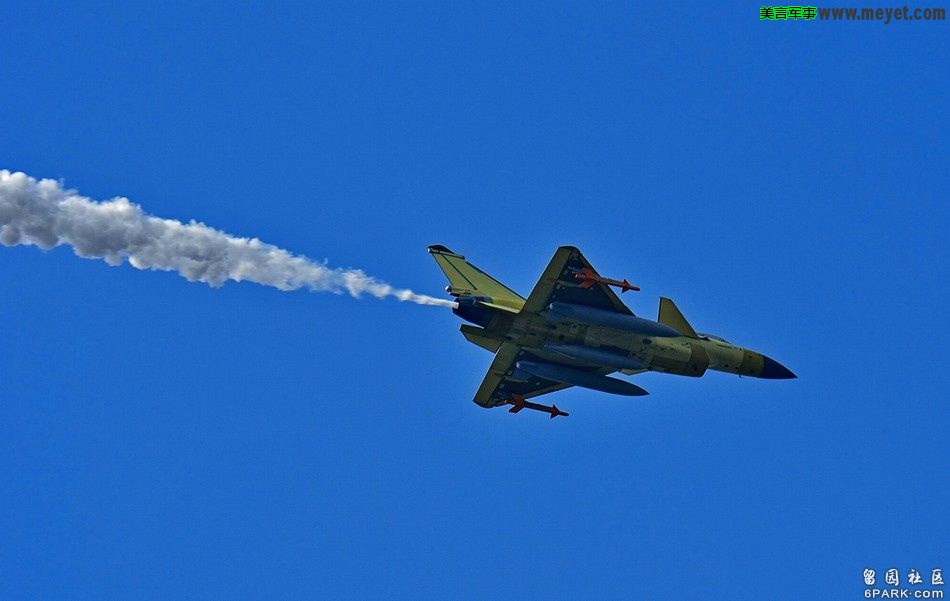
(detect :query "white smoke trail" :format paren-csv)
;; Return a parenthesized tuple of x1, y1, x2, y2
(0, 170, 455, 308)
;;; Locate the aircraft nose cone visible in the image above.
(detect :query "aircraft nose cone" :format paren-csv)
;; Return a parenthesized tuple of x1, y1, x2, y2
(760, 355, 797, 379)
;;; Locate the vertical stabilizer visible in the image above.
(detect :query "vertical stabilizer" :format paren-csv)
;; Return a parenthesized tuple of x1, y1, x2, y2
(428, 245, 525, 310)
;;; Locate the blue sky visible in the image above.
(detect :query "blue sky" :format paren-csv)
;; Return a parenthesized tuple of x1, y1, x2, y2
(1, 3, 947, 599)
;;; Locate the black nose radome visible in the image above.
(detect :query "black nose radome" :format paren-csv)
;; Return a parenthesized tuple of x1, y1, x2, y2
(760, 355, 797, 379)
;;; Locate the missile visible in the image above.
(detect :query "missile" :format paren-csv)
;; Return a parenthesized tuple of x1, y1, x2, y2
(573, 267, 640, 293)
(546, 302, 681, 338)
(543, 343, 645, 371)
(516, 360, 649, 396)
(506, 394, 569, 418)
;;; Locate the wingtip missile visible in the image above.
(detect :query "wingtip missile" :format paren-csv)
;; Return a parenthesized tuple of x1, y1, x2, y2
(573, 267, 640, 293)
(505, 394, 569, 419)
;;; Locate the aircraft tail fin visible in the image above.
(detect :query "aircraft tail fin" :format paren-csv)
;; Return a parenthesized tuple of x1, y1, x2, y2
(658, 297, 699, 338)
(428, 245, 525, 309)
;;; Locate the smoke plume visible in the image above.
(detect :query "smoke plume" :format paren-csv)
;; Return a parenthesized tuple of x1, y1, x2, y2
(0, 170, 454, 307)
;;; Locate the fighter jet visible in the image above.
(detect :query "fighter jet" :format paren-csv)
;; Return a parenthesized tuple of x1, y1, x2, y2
(429, 245, 795, 418)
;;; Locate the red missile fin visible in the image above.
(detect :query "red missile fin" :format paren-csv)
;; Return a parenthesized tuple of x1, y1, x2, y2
(620, 279, 640, 293)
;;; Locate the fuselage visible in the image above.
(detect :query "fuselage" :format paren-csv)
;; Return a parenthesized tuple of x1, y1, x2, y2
(454, 297, 795, 380)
